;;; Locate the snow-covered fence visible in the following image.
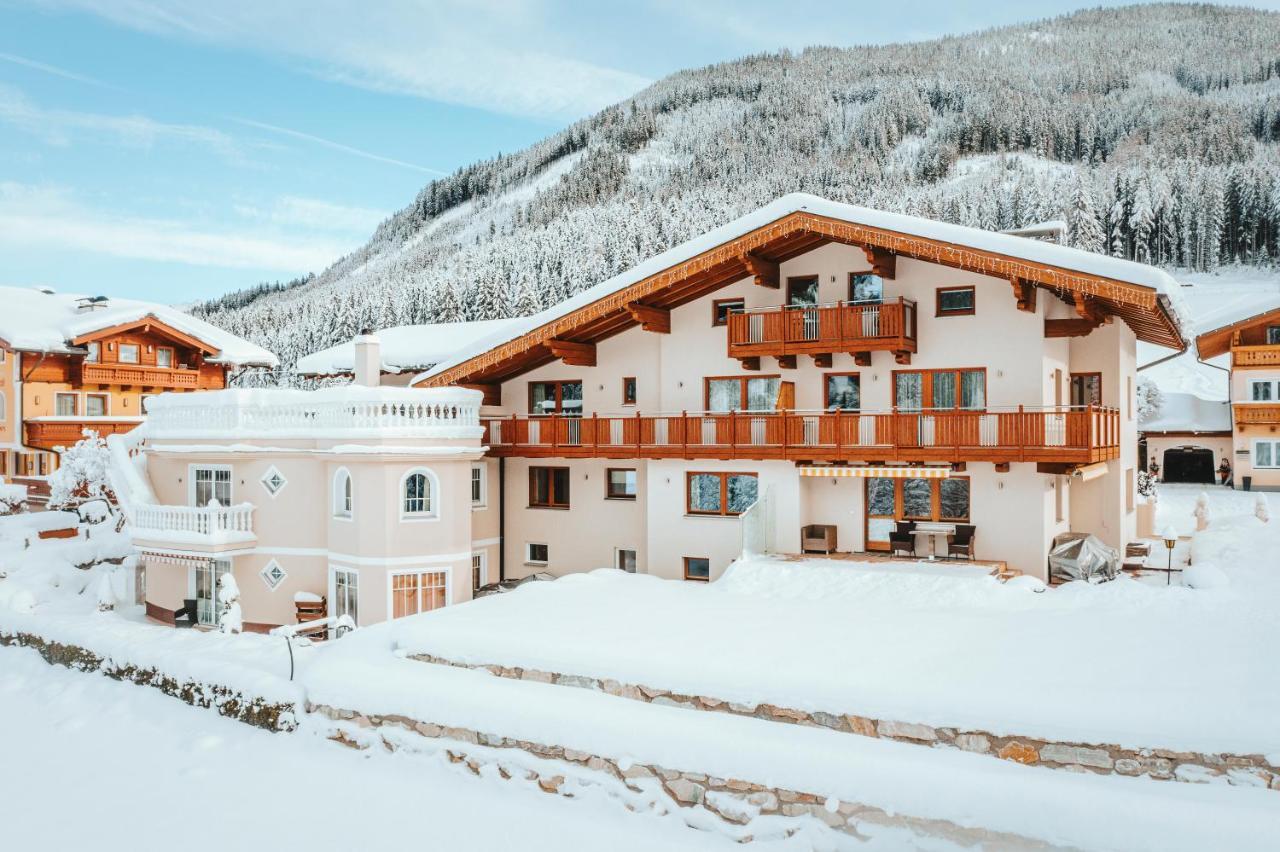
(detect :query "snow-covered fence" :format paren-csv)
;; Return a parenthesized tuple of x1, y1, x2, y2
(133, 502, 255, 539)
(143, 387, 482, 438)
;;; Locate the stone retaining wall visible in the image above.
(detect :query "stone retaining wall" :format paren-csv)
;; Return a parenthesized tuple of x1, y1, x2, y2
(309, 702, 1057, 849)
(411, 653, 1279, 791)
(1, 631, 297, 732)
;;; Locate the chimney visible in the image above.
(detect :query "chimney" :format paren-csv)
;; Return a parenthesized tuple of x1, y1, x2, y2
(353, 328, 381, 387)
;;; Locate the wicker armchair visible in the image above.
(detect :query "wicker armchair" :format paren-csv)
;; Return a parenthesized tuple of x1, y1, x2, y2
(889, 521, 916, 557)
(801, 524, 838, 554)
(948, 524, 976, 560)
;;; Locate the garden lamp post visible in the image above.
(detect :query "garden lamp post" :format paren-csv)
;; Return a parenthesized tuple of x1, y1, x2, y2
(1161, 525, 1178, 586)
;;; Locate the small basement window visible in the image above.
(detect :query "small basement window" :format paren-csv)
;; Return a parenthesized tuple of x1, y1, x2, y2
(526, 543, 549, 565)
(684, 557, 710, 582)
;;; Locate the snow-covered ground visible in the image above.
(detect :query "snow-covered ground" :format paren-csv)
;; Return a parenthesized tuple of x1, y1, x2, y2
(0, 644, 767, 852)
(386, 513, 1279, 756)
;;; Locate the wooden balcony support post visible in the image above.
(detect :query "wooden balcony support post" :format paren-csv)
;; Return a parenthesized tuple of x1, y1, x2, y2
(738, 356, 761, 371)
(625, 303, 670, 333)
(812, 353, 833, 368)
(545, 338, 597, 366)
(776, 354, 797, 370)
(1044, 318, 1102, 338)
(853, 351, 872, 367)
(862, 246, 896, 279)
(743, 253, 780, 289)
(1010, 277, 1037, 313)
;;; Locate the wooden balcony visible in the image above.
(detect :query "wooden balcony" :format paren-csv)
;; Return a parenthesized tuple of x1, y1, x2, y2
(1231, 345, 1280, 368)
(727, 299, 917, 363)
(483, 406, 1120, 465)
(80, 362, 201, 389)
(24, 418, 142, 450)
(1233, 403, 1280, 425)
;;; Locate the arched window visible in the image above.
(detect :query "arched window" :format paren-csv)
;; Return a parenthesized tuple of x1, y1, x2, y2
(402, 470, 435, 517)
(333, 468, 352, 519)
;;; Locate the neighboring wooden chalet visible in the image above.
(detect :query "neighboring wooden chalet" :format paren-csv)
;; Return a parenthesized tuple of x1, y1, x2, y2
(0, 287, 276, 476)
(1196, 306, 1280, 490)
(411, 194, 1187, 582)
(1140, 392, 1232, 484)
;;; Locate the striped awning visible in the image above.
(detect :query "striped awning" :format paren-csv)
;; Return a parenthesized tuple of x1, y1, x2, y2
(798, 466, 950, 479)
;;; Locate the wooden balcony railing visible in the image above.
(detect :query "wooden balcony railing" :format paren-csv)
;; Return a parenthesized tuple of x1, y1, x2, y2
(24, 418, 142, 450)
(482, 406, 1120, 465)
(1233, 403, 1280, 425)
(727, 298, 917, 358)
(80, 362, 201, 388)
(1232, 345, 1280, 368)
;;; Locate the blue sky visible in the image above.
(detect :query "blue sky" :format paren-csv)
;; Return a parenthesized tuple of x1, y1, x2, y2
(2, 1, 1276, 304)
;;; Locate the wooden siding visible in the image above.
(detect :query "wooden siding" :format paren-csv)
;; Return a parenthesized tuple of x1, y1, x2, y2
(482, 406, 1120, 465)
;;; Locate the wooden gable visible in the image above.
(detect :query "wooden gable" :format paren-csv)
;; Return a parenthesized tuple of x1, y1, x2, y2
(70, 315, 220, 356)
(1196, 306, 1280, 360)
(417, 210, 1186, 389)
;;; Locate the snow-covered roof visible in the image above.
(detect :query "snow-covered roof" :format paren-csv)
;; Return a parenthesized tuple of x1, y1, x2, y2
(416, 193, 1188, 385)
(0, 286, 278, 367)
(1142, 392, 1231, 434)
(296, 319, 522, 376)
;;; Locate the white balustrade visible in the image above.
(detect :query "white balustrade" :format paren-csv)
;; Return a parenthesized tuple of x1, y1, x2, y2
(132, 502, 255, 539)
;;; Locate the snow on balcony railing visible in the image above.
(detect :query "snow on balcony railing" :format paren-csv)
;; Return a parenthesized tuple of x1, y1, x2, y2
(143, 386, 483, 439)
(131, 501, 256, 543)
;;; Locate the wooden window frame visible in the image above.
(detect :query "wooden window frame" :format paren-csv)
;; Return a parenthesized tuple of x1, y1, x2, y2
(891, 368, 987, 411)
(117, 342, 141, 364)
(621, 376, 637, 406)
(683, 556, 711, 582)
(863, 476, 972, 550)
(54, 392, 78, 416)
(703, 374, 781, 412)
(685, 471, 758, 517)
(1069, 372, 1103, 408)
(786, 275, 820, 306)
(84, 342, 100, 363)
(712, 297, 745, 327)
(847, 271, 882, 303)
(155, 346, 175, 368)
(935, 285, 976, 317)
(527, 380, 582, 415)
(823, 372, 861, 411)
(85, 393, 109, 417)
(605, 467, 637, 500)
(528, 466, 570, 509)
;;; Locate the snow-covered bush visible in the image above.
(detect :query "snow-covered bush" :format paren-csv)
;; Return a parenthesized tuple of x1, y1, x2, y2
(1136, 377, 1164, 424)
(1137, 470, 1156, 500)
(218, 573, 243, 634)
(1193, 492, 1211, 531)
(47, 432, 116, 511)
(1256, 493, 1270, 524)
(0, 480, 28, 515)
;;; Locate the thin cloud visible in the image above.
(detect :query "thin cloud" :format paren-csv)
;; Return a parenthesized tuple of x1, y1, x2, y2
(0, 50, 115, 88)
(232, 117, 445, 176)
(32, 0, 653, 119)
(234, 195, 388, 233)
(0, 182, 345, 272)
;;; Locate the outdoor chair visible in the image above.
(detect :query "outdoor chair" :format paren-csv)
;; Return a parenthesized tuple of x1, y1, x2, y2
(889, 521, 916, 557)
(948, 525, 976, 560)
(801, 524, 837, 554)
(173, 598, 198, 629)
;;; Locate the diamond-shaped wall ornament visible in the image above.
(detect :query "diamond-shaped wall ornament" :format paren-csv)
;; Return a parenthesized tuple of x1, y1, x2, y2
(260, 465, 288, 497)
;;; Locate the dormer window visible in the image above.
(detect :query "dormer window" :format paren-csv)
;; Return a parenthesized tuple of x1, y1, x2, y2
(85, 342, 100, 363)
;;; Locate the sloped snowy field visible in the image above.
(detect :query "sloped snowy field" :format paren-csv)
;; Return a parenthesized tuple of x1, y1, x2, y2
(388, 488, 1280, 758)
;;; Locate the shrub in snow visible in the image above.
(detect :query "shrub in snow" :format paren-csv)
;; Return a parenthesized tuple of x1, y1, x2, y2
(0, 481, 28, 516)
(1136, 377, 1163, 424)
(1137, 470, 1156, 500)
(1184, 564, 1229, 590)
(48, 432, 116, 513)
(218, 573, 243, 635)
(1256, 493, 1270, 524)
(1193, 492, 1211, 531)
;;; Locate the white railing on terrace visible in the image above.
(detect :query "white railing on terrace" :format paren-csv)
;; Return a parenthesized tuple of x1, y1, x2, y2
(132, 501, 255, 540)
(143, 387, 482, 437)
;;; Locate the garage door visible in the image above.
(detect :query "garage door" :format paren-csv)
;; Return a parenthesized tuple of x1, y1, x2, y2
(1162, 447, 1214, 484)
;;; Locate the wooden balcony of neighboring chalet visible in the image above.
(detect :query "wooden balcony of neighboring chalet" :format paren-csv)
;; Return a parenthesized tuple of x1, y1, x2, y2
(482, 405, 1120, 466)
(1231, 344, 1280, 369)
(1232, 403, 1280, 426)
(727, 298, 917, 367)
(24, 418, 142, 450)
(79, 362, 201, 389)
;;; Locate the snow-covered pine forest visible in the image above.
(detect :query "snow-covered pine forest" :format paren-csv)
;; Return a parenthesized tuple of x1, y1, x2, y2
(193, 3, 1280, 373)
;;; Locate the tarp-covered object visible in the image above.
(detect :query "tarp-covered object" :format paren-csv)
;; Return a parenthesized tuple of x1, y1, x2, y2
(1049, 533, 1120, 583)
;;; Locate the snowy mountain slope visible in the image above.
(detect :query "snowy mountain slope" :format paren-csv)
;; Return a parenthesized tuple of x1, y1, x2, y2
(192, 3, 1280, 373)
